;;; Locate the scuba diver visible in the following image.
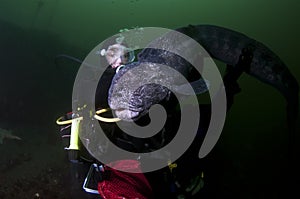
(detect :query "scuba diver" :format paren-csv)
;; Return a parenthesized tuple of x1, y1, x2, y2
(56, 37, 252, 198)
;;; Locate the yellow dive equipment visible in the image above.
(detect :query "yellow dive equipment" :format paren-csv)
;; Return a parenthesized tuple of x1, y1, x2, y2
(94, 108, 121, 122)
(67, 116, 82, 151)
(56, 115, 83, 162)
(56, 108, 120, 162)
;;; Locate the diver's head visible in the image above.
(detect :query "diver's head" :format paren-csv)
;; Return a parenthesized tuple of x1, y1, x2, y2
(101, 43, 135, 68)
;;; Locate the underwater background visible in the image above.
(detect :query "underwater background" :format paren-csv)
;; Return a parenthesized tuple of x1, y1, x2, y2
(0, 0, 299, 198)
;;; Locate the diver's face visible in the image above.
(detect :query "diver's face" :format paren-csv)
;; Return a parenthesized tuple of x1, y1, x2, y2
(105, 44, 127, 68)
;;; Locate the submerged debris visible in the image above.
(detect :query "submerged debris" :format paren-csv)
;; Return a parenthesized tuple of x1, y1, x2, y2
(0, 128, 22, 144)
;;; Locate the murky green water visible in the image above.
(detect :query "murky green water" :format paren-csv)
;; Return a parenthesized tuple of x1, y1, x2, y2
(0, 0, 299, 198)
